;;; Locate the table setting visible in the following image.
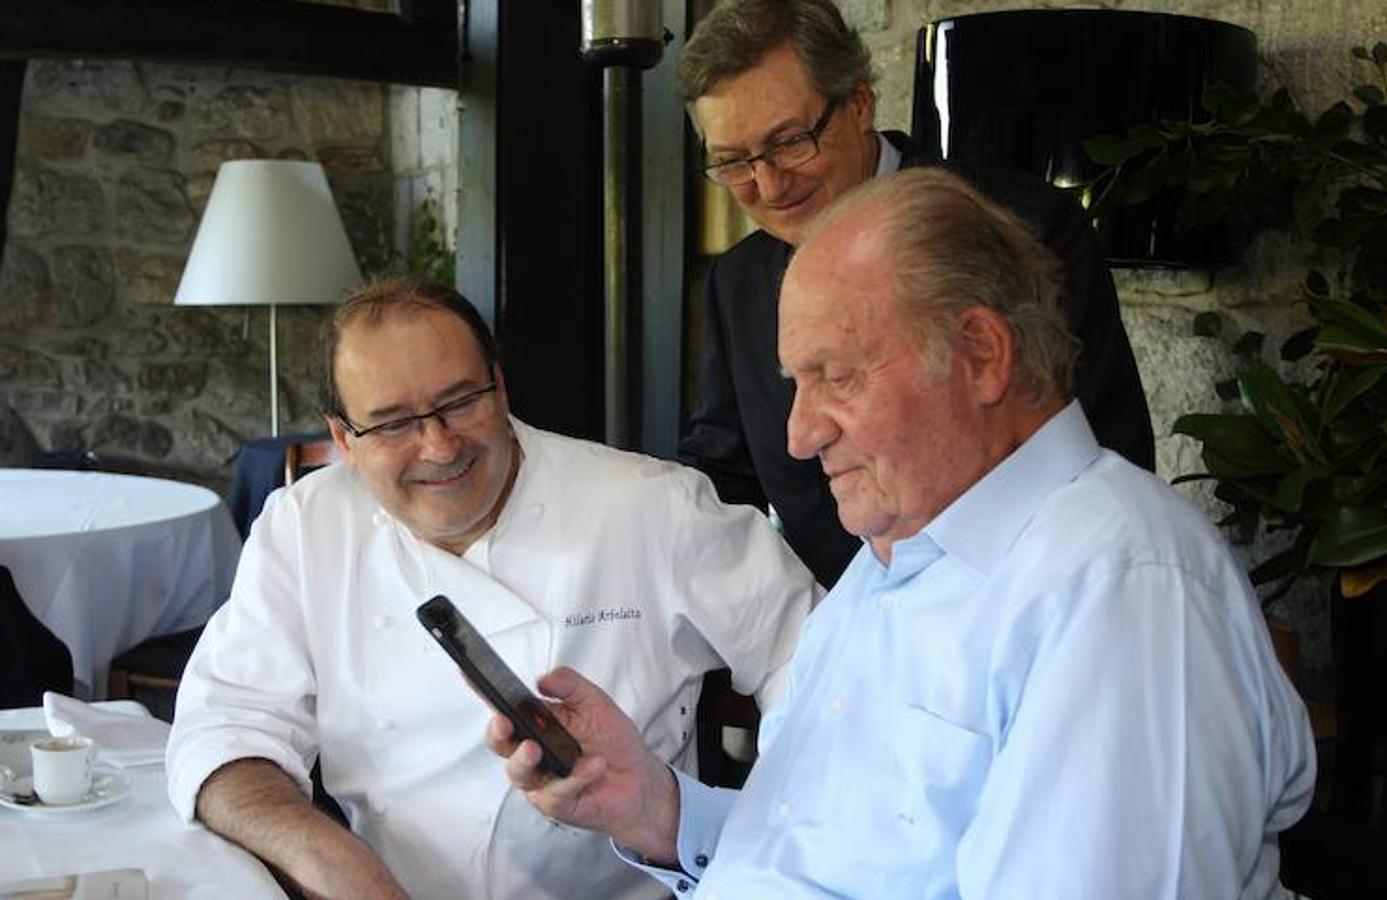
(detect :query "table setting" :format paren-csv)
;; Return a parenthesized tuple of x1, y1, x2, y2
(0, 695, 285, 898)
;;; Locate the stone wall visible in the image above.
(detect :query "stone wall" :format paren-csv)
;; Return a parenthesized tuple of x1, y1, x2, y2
(0, 53, 457, 490)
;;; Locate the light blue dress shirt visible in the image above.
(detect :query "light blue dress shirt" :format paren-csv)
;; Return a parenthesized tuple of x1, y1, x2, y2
(633, 402, 1315, 898)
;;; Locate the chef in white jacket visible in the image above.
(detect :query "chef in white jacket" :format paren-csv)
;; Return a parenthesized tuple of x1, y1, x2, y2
(165, 277, 818, 900)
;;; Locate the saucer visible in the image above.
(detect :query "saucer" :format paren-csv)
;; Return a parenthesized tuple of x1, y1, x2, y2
(0, 728, 48, 778)
(0, 767, 130, 815)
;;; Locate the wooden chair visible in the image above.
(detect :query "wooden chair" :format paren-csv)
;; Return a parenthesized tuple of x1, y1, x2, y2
(107, 628, 203, 721)
(284, 438, 342, 486)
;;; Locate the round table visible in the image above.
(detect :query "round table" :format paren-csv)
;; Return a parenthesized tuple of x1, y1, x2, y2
(0, 469, 242, 698)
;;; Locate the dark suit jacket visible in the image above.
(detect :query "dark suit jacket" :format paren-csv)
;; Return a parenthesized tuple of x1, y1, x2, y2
(678, 131, 1154, 588)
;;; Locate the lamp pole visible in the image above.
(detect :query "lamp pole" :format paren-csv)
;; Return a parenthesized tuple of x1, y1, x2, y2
(579, 0, 664, 450)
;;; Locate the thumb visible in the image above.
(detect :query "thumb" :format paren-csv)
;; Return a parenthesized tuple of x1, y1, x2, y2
(537, 666, 607, 707)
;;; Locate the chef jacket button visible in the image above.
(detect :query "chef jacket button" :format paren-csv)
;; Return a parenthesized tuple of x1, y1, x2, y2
(694, 853, 708, 868)
(374, 614, 391, 631)
(371, 510, 389, 527)
(532, 502, 544, 516)
(675, 879, 690, 893)
(378, 718, 395, 732)
(368, 793, 387, 815)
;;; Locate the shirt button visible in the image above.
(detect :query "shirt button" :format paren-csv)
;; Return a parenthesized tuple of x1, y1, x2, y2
(878, 595, 895, 610)
(378, 718, 395, 732)
(675, 879, 690, 893)
(829, 699, 843, 714)
(778, 802, 791, 817)
(694, 853, 708, 868)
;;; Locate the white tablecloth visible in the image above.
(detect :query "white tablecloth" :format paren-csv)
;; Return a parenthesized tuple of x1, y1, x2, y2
(0, 469, 242, 698)
(0, 703, 286, 898)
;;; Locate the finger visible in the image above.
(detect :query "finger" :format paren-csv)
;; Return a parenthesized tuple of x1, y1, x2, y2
(523, 754, 609, 819)
(484, 714, 517, 757)
(536, 666, 611, 709)
(503, 739, 548, 791)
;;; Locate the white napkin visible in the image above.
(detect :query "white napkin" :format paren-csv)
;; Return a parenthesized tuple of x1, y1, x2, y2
(42, 692, 171, 769)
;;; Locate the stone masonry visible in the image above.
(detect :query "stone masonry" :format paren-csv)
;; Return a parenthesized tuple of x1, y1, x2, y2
(0, 53, 456, 490)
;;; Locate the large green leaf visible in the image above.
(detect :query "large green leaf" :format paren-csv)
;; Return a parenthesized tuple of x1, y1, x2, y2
(1272, 467, 1330, 513)
(1308, 505, 1387, 566)
(1321, 366, 1386, 423)
(1173, 413, 1289, 475)
(1237, 363, 1320, 462)
(1083, 134, 1144, 166)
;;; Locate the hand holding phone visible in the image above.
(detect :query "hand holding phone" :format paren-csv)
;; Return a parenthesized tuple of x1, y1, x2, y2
(417, 594, 583, 777)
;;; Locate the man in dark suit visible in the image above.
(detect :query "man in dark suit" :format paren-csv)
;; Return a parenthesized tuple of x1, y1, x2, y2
(676, 0, 1154, 588)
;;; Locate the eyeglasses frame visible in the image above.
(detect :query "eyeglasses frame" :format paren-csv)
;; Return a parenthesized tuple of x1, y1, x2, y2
(701, 98, 842, 186)
(333, 381, 499, 441)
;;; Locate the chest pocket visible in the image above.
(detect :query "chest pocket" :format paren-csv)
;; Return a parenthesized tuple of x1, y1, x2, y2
(897, 704, 993, 830)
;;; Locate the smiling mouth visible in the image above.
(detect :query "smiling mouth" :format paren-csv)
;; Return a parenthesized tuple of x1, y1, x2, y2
(769, 193, 815, 213)
(414, 458, 475, 487)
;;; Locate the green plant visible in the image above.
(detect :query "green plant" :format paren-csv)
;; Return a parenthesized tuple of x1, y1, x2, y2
(1085, 44, 1387, 602)
(407, 196, 455, 286)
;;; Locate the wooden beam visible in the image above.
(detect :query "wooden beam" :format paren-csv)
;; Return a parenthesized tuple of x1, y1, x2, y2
(0, 0, 457, 88)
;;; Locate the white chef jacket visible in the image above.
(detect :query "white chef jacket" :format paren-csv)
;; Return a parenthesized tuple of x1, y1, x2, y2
(167, 418, 817, 900)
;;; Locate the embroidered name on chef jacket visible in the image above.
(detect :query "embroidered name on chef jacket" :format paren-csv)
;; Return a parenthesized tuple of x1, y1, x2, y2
(563, 606, 643, 628)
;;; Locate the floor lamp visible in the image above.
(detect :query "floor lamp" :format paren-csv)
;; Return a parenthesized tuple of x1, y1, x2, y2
(174, 160, 363, 437)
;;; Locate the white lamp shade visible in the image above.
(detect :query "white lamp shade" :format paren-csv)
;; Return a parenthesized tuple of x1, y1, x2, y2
(174, 160, 363, 307)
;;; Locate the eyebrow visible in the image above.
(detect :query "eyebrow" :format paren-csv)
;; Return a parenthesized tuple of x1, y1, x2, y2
(360, 377, 486, 421)
(706, 115, 813, 155)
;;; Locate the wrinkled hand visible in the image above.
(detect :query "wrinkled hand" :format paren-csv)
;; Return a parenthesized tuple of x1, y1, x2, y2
(485, 666, 680, 863)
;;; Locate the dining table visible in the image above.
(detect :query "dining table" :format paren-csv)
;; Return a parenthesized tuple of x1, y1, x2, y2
(0, 701, 286, 898)
(0, 469, 242, 698)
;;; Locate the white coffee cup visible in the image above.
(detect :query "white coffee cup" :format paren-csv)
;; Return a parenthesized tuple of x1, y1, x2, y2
(30, 736, 95, 806)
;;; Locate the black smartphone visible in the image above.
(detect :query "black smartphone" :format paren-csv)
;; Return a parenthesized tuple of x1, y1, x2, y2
(416, 594, 583, 777)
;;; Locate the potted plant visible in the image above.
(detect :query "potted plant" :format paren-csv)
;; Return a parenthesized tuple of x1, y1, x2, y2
(1084, 43, 1387, 827)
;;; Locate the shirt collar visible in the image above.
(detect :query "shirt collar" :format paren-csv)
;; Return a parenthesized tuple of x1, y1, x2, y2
(921, 401, 1101, 576)
(875, 131, 901, 178)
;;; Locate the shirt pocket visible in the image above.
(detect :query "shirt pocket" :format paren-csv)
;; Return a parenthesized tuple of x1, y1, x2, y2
(895, 704, 993, 834)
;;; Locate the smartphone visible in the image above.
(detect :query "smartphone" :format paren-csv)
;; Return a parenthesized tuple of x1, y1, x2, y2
(416, 594, 583, 777)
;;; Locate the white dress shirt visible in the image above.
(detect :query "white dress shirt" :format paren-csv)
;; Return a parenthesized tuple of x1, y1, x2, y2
(167, 418, 817, 900)
(638, 402, 1315, 898)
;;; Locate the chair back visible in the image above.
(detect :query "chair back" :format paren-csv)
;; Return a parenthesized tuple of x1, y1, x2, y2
(0, 565, 73, 708)
(284, 439, 342, 486)
(695, 668, 761, 788)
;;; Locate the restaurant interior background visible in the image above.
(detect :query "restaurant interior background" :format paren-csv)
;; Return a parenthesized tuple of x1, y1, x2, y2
(0, 0, 1383, 888)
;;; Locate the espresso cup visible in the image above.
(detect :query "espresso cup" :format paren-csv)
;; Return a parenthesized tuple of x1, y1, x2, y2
(30, 736, 95, 806)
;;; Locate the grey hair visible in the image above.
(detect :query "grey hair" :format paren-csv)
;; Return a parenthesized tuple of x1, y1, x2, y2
(678, 0, 873, 105)
(807, 167, 1080, 403)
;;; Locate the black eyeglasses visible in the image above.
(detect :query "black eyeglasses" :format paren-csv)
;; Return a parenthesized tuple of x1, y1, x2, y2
(702, 100, 841, 187)
(335, 382, 498, 446)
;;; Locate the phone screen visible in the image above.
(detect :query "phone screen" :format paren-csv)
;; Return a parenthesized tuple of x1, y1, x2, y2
(416, 594, 582, 777)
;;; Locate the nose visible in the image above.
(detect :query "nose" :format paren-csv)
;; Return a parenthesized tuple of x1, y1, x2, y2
(751, 158, 791, 201)
(415, 413, 462, 460)
(785, 384, 836, 461)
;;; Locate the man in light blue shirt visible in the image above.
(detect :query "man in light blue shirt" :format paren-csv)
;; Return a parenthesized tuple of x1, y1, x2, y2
(488, 167, 1316, 898)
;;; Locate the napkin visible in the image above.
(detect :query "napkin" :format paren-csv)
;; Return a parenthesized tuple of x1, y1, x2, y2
(42, 692, 171, 769)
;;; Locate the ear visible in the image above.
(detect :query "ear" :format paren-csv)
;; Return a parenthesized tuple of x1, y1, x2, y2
(325, 413, 354, 464)
(952, 306, 1014, 406)
(492, 363, 512, 417)
(846, 79, 876, 132)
